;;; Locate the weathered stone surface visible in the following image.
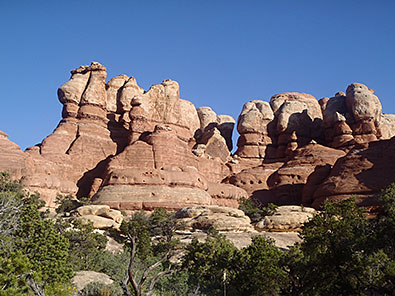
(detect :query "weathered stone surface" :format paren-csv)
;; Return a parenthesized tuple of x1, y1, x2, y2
(255, 206, 316, 231)
(129, 80, 200, 141)
(237, 100, 274, 134)
(0, 131, 27, 179)
(322, 83, 392, 150)
(75, 204, 123, 229)
(236, 100, 275, 159)
(271, 93, 324, 158)
(79, 214, 119, 229)
(176, 205, 255, 232)
(346, 83, 381, 122)
(94, 124, 226, 210)
(224, 162, 284, 197)
(2, 62, 394, 215)
(178, 231, 301, 250)
(268, 144, 345, 205)
(102, 209, 123, 224)
(196, 107, 234, 155)
(95, 185, 212, 211)
(198, 127, 230, 162)
(312, 136, 395, 208)
(77, 205, 110, 216)
(378, 114, 395, 139)
(270, 92, 322, 118)
(106, 74, 129, 113)
(207, 182, 248, 208)
(72, 271, 113, 291)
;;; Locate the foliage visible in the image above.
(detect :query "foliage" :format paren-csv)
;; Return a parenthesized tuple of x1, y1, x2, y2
(0, 251, 31, 295)
(154, 270, 194, 296)
(0, 172, 23, 193)
(2, 170, 395, 296)
(0, 172, 74, 295)
(55, 194, 90, 215)
(79, 282, 119, 296)
(234, 236, 287, 296)
(0, 174, 24, 253)
(43, 283, 76, 296)
(92, 250, 130, 283)
(56, 219, 108, 271)
(182, 232, 239, 295)
(119, 208, 182, 296)
(15, 195, 74, 286)
(374, 183, 395, 257)
(238, 198, 278, 223)
(120, 210, 153, 260)
(285, 196, 394, 295)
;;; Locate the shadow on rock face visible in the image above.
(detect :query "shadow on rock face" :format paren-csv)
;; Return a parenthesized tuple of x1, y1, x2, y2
(252, 184, 305, 206)
(76, 156, 113, 199)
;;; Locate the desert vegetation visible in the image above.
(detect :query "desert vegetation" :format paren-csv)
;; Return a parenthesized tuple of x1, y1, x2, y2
(0, 172, 394, 295)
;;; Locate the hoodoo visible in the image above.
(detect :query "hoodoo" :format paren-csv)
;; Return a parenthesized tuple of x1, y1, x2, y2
(1, 62, 394, 210)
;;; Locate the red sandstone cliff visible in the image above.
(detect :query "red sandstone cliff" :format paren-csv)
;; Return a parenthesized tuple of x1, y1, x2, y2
(1, 62, 394, 209)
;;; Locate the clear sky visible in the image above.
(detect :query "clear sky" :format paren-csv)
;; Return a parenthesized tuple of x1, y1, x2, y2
(1, 0, 394, 150)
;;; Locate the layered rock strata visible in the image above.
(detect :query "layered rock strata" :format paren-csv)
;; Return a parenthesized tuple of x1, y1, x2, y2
(1, 62, 394, 211)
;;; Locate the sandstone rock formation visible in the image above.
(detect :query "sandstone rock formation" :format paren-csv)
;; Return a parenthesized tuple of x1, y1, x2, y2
(175, 205, 255, 232)
(72, 271, 113, 292)
(1, 62, 394, 213)
(0, 131, 27, 179)
(322, 84, 395, 150)
(236, 100, 275, 160)
(312, 136, 395, 208)
(75, 205, 123, 229)
(255, 206, 316, 231)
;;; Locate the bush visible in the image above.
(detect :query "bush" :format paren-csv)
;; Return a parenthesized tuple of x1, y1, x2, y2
(182, 232, 239, 295)
(285, 194, 395, 295)
(79, 282, 121, 296)
(234, 236, 287, 295)
(0, 172, 74, 294)
(238, 198, 277, 223)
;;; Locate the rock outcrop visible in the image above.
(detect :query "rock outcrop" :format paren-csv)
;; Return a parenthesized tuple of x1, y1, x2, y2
(255, 206, 316, 231)
(0, 131, 27, 179)
(175, 205, 254, 232)
(75, 205, 123, 229)
(312, 136, 395, 208)
(322, 84, 395, 150)
(72, 271, 113, 292)
(1, 62, 394, 213)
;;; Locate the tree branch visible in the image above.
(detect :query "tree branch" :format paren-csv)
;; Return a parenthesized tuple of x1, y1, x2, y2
(137, 250, 171, 291)
(145, 268, 176, 296)
(125, 234, 140, 296)
(26, 275, 45, 296)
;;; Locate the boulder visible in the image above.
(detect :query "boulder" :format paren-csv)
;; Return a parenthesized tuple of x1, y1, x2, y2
(346, 83, 381, 122)
(72, 271, 113, 291)
(255, 205, 316, 231)
(175, 205, 255, 232)
(78, 215, 118, 229)
(76, 205, 110, 216)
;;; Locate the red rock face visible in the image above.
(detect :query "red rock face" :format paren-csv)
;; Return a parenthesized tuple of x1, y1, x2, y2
(312, 137, 395, 208)
(0, 131, 28, 179)
(1, 63, 394, 210)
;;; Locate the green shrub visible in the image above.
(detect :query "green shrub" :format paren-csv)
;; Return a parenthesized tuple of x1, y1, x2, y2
(238, 198, 277, 223)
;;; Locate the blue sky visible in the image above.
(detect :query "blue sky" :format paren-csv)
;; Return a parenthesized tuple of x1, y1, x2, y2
(1, 0, 394, 150)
